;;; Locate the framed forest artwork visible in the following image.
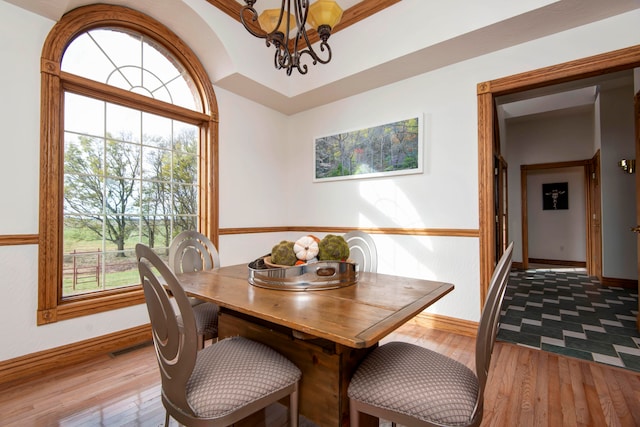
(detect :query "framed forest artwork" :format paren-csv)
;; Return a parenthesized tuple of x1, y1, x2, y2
(314, 115, 422, 182)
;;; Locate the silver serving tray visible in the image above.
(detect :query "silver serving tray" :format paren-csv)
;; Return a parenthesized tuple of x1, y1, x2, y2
(248, 259, 358, 291)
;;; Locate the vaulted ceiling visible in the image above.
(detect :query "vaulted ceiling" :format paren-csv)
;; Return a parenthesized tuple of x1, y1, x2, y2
(5, 0, 640, 114)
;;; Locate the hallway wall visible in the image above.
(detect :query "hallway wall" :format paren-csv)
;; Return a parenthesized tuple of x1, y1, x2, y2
(526, 166, 586, 262)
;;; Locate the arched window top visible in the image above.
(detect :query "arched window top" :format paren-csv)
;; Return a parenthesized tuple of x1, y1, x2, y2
(62, 28, 201, 111)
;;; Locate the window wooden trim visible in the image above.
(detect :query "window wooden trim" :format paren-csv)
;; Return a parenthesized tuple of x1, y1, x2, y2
(38, 4, 219, 325)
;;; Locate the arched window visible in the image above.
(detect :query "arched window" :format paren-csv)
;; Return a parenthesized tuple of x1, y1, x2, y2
(38, 4, 218, 324)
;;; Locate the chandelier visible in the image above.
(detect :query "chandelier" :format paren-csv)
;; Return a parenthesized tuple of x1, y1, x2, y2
(240, 0, 343, 76)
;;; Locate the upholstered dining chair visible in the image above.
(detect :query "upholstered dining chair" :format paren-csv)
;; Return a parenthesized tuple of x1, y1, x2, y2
(136, 243, 302, 427)
(169, 230, 220, 349)
(344, 230, 378, 273)
(169, 230, 221, 274)
(348, 242, 514, 427)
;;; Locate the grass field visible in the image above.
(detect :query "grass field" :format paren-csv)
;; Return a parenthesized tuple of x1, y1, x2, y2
(62, 235, 169, 296)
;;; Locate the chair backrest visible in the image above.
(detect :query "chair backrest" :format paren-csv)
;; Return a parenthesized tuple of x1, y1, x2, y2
(136, 243, 198, 415)
(344, 231, 378, 273)
(169, 230, 220, 274)
(473, 241, 514, 416)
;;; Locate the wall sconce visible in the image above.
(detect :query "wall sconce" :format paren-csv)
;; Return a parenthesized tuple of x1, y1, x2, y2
(618, 159, 636, 174)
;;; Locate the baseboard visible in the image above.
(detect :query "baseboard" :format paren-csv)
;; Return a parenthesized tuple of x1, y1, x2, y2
(0, 324, 151, 386)
(411, 312, 478, 337)
(601, 276, 638, 289)
(528, 258, 586, 267)
(0, 314, 477, 386)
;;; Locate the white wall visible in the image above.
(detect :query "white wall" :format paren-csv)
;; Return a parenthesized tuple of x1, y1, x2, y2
(599, 84, 637, 279)
(526, 167, 586, 262)
(1, 0, 640, 361)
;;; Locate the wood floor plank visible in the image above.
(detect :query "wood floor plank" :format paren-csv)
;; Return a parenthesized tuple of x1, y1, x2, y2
(1, 326, 640, 427)
(568, 358, 591, 426)
(580, 362, 608, 427)
(532, 350, 549, 427)
(588, 363, 631, 427)
(481, 343, 514, 426)
(611, 369, 640, 426)
(546, 354, 563, 427)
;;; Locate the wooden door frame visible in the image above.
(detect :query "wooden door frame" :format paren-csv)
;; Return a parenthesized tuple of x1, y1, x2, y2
(519, 160, 592, 271)
(588, 150, 602, 279)
(635, 91, 640, 331)
(477, 44, 640, 305)
(497, 155, 509, 255)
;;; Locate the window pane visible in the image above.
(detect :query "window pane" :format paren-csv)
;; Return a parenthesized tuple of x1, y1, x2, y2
(142, 146, 169, 180)
(142, 112, 172, 147)
(64, 135, 105, 215)
(106, 103, 141, 144)
(64, 215, 103, 253)
(61, 33, 114, 83)
(65, 93, 105, 136)
(62, 28, 201, 111)
(174, 122, 198, 153)
(104, 177, 140, 215)
(105, 140, 140, 179)
(173, 153, 197, 185)
(63, 250, 103, 295)
(103, 249, 139, 290)
(142, 216, 172, 250)
(173, 216, 197, 237)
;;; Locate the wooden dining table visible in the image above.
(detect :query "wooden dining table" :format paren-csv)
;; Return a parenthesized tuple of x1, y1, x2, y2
(177, 263, 454, 427)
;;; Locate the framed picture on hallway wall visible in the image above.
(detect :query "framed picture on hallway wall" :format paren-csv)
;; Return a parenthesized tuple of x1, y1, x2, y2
(542, 182, 569, 210)
(313, 115, 423, 182)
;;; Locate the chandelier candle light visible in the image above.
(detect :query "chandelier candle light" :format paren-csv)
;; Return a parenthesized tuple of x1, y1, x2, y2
(240, 0, 343, 75)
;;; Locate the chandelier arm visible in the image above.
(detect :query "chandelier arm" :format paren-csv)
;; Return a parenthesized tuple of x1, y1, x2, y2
(297, 25, 332, 66)
(294, 0, 309, 30)
(240, 5, 264, 38)
(276, 45, 292, 71)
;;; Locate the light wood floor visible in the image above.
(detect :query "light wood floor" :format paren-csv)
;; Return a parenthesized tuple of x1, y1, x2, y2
(1, 322, 639, 427)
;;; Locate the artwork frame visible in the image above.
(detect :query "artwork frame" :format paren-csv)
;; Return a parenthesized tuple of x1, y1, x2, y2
(313, 115, 423, 182)
(542, 182, 569, 210)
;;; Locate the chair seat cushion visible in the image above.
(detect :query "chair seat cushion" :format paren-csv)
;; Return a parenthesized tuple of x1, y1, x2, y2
(348, 341, 479, 426)
(192, 302, 218, 337)
(186, 336, 301, 419)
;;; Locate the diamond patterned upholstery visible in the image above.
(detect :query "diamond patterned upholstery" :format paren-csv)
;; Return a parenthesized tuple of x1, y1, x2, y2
(187, 336, 301, 418)
(192, 300, 218, 338)
(348, 342, 478, 425)
(348, 242, 513, 427)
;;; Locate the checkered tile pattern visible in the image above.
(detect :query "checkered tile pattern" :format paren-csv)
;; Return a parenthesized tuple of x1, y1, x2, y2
(498, 268, 640, 372)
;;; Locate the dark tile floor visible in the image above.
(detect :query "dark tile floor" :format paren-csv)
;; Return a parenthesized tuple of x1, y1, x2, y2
(497, 267, 640, 372)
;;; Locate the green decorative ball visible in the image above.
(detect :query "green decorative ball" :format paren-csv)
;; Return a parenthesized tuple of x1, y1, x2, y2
(318, 234, 350, 261)
(271, 240, 297, 266)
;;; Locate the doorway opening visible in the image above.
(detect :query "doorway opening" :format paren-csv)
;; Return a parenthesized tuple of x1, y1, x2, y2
(476, 45, 640, 308)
